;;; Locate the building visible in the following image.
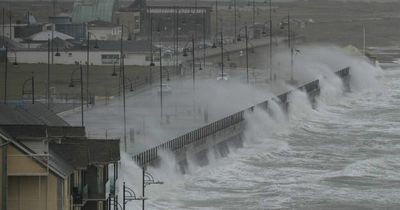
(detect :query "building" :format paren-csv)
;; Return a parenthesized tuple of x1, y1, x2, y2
(11, 40, 157, 66)
(0, 104, 120, 210)
(50, 16, 86, 41)
(127, 0, 213, 41)
(113, 9, 141, 41)
(87, 20, 124, 41)
(72, 0, 118, 24)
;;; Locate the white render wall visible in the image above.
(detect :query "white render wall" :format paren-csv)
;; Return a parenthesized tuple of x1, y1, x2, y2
(12, 50, 162, 66)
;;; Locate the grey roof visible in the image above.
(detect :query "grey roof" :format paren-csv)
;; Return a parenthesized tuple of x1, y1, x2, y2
(0, 125, 85, 139)
(50, 137, 120, 168)
(0, 103, 69, 126)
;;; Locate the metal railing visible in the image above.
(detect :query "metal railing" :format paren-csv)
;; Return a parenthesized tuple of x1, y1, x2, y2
(133, 67, 350, 166)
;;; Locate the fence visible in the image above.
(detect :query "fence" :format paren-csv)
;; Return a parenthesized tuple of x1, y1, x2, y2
(133, 67, 351, 166)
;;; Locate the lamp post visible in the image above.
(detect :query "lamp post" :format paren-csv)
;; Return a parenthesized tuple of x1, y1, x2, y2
(215, 0, 218, 34)
(142, 168, 163, 210)
(108, 194, 123, 210)
(159, 48, 163, 120)
(21, 72, 35, 104)
(237, 25, 250, 84)
(3, 46, 7, 104)
(220, 31, 224, 79)
(68, 64, 84, 127)
(280, 12, 300, 84)
(183, 35, 196, 88)
(202, 9, 206, 70)
(47, 38, 51, 108)
(268, 0, 273, 81)
(123, 182, 145, 210)
(234, 0, 237, 43)
(252, 0, 255, 32)
(120, 24, 127, 153)
(211, 31, 226, 80)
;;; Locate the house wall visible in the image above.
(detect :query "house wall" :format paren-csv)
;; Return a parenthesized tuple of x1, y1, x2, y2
(7, 175, 61, 210)
(13, 50, 156, 66)
(88, 27, 122, 41)
(7, 145, 47, 176)
(114, 11, 141, 39)
(6, 144, 70, 210)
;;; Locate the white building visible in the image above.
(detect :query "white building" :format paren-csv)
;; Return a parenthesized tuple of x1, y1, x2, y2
(87, 20, 125, 41)
(10, 40, 162, 66)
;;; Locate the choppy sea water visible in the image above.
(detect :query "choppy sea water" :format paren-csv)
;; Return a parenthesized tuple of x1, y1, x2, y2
(130, 67, 400, 210)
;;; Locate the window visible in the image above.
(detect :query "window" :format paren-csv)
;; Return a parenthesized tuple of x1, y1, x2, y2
(101, 54, 120, 64)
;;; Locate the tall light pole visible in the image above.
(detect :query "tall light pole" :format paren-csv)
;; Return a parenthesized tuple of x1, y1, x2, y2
(245, 25, 249, 84)
(192, 35, 195, 89)
(202, 10, 206, 70)
(238, 25, 250, 84)
(175, 8, 179, 75)
(86, 30, 90, 107)
(234, 0, 237, 43)
(3, 47, 7, 104)
(142, 168, 163, 210)
(2, 8, 4, 45)
(215, 0, 218, 34)
(159, 48, 163, 120)
(220, 31, 224, 79)
(47, 38, 51, 108)
(68, 65, 84, 126)
(269, 0, 273, 81)
(120, 24, 127, 153)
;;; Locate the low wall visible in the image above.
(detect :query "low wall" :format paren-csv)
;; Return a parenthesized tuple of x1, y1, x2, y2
(133, 67, 351, 168)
